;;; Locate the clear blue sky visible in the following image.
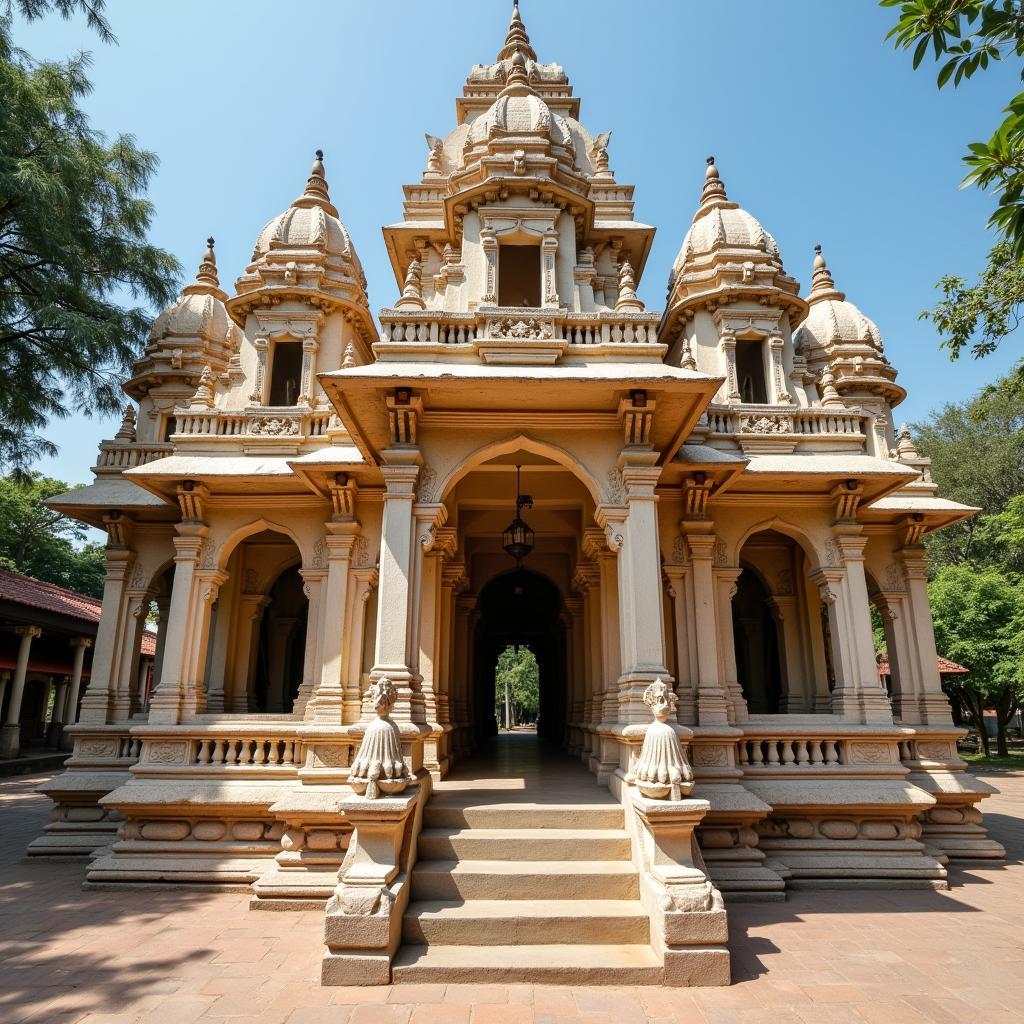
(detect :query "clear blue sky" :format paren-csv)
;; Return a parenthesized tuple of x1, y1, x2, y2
(15, 0, 1022, 488)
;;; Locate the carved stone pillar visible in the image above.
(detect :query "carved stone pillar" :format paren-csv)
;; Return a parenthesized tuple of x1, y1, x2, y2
(683, 527, 731, 725)
(564, 595, 586, 751)
(111, 588, 151, 721)
(63, 638, 92, 730)
(451, 592, 475, 757)
(293, 567, 326, 717)
(768, 335, 791, 404)
(663, 565, 697, 725)
(370, 453, 423, 724)
(307, 524, 359, 723)
(480, 228, 498, 306)
(0, 625, 41, 758)
(228, 594, 269, 712)
(542, 226, 560, 308)
(719, 330, 740, 401)
(874, 592, 914, 720)
(298, 334, 320, 406)
(344, 568, 378, 724)
(898, 547, 954, 725)
(615, 456, 672, 724)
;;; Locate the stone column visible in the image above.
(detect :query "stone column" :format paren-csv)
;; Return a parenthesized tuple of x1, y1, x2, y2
(63, 638, 92, 730)
(0, 670, 10, 722)
(79, 514, 135, 724)
(769, 596, 808, 712)
(874, 591, 914, 720)
(714, 567, 747, 716)
(683, 527, 732, 725)
(294, 567, 327, 716)
(344, 568, 378, 724)
(111, 589, 151, 721)
(47, 677, 69, 747)
(663, 565, 697, 724)
(813, 531, 892, 724)
(150, 598, 169, 699)
(307, 524, 359, 723)
(265, 616, 298, 713)
(564, 595, 585, 750)
(898, 547, 954, 725)
(615, 456, 672, 724)
(451, 592, 475, 756)
(0, 625, 42, 758)
(228, 594, 269, 712)
(148, 496, 210, 725)
(576, 563, 602, 761)
(369, 454, 422, 724)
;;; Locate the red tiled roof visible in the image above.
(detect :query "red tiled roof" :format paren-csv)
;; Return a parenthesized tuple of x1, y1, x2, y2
(0, 569, 157, 655)
(877, 654, 968, 676)
(0, 568, 102, 623)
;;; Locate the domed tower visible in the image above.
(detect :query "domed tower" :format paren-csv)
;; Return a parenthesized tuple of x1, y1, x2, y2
(794, 245, 905, 457)
(225, 152, 375, 409)
(660, 158, 807, 409)
(375, 0, 661, 364)
(125, 239, 238, 443)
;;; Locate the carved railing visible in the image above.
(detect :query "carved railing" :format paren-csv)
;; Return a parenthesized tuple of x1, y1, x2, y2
(377, 309, 662, 348)
(95, 442, 174, 472)
(195, 736, 302, 768)
(735, 729, 902, 772)
(740, 736, 843, 767)
(705, 404, 868, 440)
(171, 409, 334, 441)
(134, 724, 305, 776)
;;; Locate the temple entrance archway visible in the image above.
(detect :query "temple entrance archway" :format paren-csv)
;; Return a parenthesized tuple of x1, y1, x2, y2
(472, 569, 566, 744)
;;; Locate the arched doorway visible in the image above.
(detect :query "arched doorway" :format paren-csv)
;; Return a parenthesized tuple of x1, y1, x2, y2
(732, 569, 782, 714)
(472, 569, 566, 744)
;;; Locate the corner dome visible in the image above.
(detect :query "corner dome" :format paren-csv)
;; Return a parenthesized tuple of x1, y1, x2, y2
(673, 158, 779, 274)
(149, 238, 234, 348)
(249, 151, 365, 282)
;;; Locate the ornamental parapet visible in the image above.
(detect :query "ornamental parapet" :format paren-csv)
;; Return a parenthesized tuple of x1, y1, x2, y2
(703, 403, 868, 454)
(94, 441, 174, 475)
(131, 722, 306, 777)
(169, 407, 337, 444)
(376, 308, 666, 364)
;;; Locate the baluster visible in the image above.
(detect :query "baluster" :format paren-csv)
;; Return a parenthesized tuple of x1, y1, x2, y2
(766, 740, 780, 766)
(211, 739, 225, 765)
(281, 741, 294, 765)
(781, 740, 796, 765)
(225, 740, 239, 765)
(737, 741, 748, 765)
(808, 740, 822, 765)
(254, 740, 267, 766)
(824, 740, 839, 765)
(268, 740, 280, 765)
(237, 740, 252, 765)
(611, 323, 623, 344)
(794, 739, 809, 765)
(198, 740, 212, 765)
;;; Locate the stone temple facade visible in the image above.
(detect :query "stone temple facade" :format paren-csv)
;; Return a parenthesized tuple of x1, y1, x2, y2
(35, 2, 1003, 987)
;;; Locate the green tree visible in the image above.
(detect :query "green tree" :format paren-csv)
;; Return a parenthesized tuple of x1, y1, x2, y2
(0, 0, 180, 472)
(494, 645, 540, 729)
(0, 471, 105, 596)
(911, 375, 1024, 568)
(882, 1, 1024, 383)
(929, 563, 1024, 756)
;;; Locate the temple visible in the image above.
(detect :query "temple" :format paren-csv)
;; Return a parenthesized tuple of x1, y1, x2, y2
(33, 2, 1003, 987)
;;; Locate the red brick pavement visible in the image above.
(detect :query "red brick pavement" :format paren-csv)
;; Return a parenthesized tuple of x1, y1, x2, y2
(1, 769, 1022, 1024)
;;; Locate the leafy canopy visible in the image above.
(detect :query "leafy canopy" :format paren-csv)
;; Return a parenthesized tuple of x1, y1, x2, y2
(0, 0, 180, 472)
(495, 645, 540, 725)
(882, 1, 1024, 380)
(0, 471, 105, 596)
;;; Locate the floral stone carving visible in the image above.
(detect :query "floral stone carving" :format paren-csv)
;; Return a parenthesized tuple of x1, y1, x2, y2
(634, 680, 694, 801)
(348, 679, 415, 799)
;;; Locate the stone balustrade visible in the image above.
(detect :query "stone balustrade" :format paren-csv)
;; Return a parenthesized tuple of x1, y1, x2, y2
(171, 409, 334, 440)
(195, 736, 302, 767)
(134, 724, 305, 775)
(94, 442, 174, 472)
(377, 309, 663, 348)
(704, 404, 868, 443)
(739, 736, 843, 767)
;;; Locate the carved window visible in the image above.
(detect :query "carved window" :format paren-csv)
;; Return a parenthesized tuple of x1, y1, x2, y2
(735, 340, 768, 404)
(498, 244, 541, 308)
(268, 341, 303, 406)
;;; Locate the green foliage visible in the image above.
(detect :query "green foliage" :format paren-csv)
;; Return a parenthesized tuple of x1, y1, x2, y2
(928, 562, 1024, 753)
(882, 1, 1024, 373)
(0, 471, 105, 596)
(494, 645, 540, 727)
(0, 0, 180, 473)
(911, 373, 1024, 567)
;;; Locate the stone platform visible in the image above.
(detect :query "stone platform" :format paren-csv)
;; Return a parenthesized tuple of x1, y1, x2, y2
(2, 762, 1023, 1022)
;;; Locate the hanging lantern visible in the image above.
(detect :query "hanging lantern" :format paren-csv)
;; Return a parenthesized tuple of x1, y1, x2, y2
(502, 464, 534, 566)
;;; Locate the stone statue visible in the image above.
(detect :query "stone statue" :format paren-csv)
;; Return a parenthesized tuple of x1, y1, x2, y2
(634, 680, 693, 801)
(348, 678, 415, 799)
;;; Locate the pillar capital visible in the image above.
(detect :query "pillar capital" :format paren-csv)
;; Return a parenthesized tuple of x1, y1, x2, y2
(15, 625, 42, 640)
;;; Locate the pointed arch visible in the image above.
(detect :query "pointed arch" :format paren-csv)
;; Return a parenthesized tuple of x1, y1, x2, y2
(732, 516, 828, 573)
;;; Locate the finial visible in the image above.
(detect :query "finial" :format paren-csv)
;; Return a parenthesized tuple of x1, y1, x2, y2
(195, 235, 219, 287)
(395, 256, 426, 310)
(819, 369, 844, 409)
(614, 259, 645, 312)
(700, 155, 728, 206)
(896, 423, 920, 460)
(498, 0, 537, 62)
(304, 148, 330, 202)
(114, 403, 137, 442)
(809, 242, 842, 300)
(189, 365, 216, 409)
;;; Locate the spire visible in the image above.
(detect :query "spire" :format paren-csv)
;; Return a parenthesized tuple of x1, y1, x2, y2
(614, 260, 645, 312)
(700, 155, 728, 207)
(896, 423, 920, 460)
(305, 149, 330, 202)
(500, 45, 535, 96)
(498, 0, 537, 63)
(195, 236, 219, 288)
(808, 243, 845, 303)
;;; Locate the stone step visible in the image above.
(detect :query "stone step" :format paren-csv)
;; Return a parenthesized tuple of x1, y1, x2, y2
(417, 827, 631, 862)
(423, 801, 624, 831)
(391, 942, 664, 985)
(402, 899, 650, 945)
(410, 859, 639, 901)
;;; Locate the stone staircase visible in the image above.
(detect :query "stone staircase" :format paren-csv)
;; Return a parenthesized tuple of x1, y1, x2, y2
(393, 793, 663, 984)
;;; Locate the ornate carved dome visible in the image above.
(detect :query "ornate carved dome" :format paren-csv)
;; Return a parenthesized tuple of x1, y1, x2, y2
(466, 90, 574, 150)
(794, 246, 904, 404)
(249, 151, 364, 277)
(148, 239, 234, 348)
(673, 158, 780, 274)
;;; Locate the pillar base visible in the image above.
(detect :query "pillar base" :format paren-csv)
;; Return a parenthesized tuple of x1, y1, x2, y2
(0, 723, 21, 759)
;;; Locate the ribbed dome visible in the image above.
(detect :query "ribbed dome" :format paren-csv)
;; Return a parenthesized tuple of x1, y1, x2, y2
(794, 246, 884, 358)
(149, 238, 234, 347)
(675, 204, 779, 271)
(468, 92, 574, 149)
(248, 151, 364, 281)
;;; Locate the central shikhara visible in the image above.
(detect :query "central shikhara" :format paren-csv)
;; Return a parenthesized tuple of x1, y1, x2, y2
(32, 1, 1003, 988)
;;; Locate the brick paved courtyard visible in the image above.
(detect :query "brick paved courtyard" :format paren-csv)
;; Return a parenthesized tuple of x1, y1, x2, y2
(2, 769, 1022, 1024)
